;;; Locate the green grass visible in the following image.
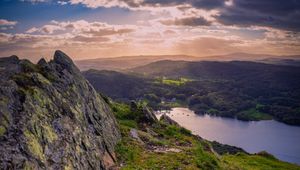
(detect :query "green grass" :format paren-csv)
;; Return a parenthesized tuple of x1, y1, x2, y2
(222, 152, 300, 170)
(112, 102, 300, 170)
(155, 77, 193, 86)
(116, 126, 220, 170)
(112, 102, 220, 169)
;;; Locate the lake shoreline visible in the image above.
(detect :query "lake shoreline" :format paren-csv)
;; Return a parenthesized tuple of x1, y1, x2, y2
(156, 106, 300, 127)
(156, 107, 300, 165)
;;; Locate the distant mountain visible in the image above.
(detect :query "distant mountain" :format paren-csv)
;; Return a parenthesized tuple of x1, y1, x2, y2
(258, 58, 300, 66)
(0, 51, 120, 169)
(129, 60, 300, 81)
(75, 53, 300, 71)
(75, 55, 197, 71)
(197, 53, 277, 61)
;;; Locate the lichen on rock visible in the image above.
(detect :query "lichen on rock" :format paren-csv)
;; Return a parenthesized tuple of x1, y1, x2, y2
(0, 51, 121, 169)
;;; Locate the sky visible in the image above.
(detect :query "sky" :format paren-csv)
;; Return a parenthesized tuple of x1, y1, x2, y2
(0, 0, 300, 61)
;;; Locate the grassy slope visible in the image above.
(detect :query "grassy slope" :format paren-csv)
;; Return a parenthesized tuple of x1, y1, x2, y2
(222, 153, 300, 170)
(111, 102, 300, 170)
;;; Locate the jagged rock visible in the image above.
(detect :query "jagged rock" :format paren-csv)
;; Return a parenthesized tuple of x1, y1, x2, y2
(129, 128, 143, 144)
(211, 141, 247, 155)
(52, 50, 79, 73)
(37, 58, 48, 67)
(0, 50, 121, 169)
(160, 114, 179, 126)
(130, 101, 158, 124)
(141, 106, 158, 124)
(130, 101, 138, 112)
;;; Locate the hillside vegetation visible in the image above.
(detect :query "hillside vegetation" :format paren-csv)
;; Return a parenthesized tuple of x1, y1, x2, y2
(84, 60, 300, 125)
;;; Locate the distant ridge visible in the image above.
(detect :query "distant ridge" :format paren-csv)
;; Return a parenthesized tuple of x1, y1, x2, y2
(75, 53, 300, 71)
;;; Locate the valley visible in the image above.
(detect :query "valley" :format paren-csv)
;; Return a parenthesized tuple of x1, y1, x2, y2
(83, 60, 300, 126)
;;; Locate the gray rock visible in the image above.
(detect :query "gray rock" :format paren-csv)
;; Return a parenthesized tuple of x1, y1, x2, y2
(0, 51, 121, 169)
(160, 114, 179, 126)
(129, 128, 143, 143)
(142, 106, 158, 124)
(130, 101, 157, 124)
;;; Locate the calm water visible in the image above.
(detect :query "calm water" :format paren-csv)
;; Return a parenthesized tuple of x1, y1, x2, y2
(157, 107, 300, 165)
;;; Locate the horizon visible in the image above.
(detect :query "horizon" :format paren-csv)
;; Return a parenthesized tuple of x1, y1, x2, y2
(1, 0, 300, 61)
(3, 51, 300, 63)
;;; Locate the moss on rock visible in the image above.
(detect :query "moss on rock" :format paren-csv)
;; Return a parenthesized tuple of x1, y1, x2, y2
(42, 124, 58, 143)
(24, 129, 45, 162)
(0, 126, 6, 136)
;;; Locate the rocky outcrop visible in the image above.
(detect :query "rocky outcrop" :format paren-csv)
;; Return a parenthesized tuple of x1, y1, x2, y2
(141, 106, 158, 124)
(0, 51, 120, 169)
(130, 101, 158, 124)
(210, 141, 247, 155)
(160, 114, 179, 126)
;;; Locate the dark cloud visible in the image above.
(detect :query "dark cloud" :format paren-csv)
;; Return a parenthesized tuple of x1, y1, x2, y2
(233, 0, 300, 16)
(217, 0, 300, 32)
(125, 0, 300, 31)
(71, 35, 110, 42)
(140, 0, 225, 9)
(160, 17, 212, 26)
(190, 0, 225, 9)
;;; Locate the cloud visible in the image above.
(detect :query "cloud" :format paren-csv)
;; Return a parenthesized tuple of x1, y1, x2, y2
(62, 0, 300, 33)
(216, 0, 300, 32)
(20, 0, 48, 3)
(0, 19, 17, 26)
(160, 16, 212, 26)
(71, 35, 110, 42)
(0, 20, 139, 60)
(65, 0, 227, 11)
(57, 1, 68, 5)
(1, 14, 300, 60)
(68, 0, 130, 8)
(26, 20, 135, 35)
(26, 25, 65, 34)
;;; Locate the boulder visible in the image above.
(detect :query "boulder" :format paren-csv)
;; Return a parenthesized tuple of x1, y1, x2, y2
(141, 106, 158, 124)
(160, 114, 179, 126)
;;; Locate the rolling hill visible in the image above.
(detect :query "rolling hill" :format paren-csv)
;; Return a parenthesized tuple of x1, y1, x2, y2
(84, 60, 300, 125)
(75, 53, 300, 71)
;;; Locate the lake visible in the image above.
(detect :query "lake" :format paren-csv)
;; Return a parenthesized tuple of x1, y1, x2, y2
(156, 107, 300, 165)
